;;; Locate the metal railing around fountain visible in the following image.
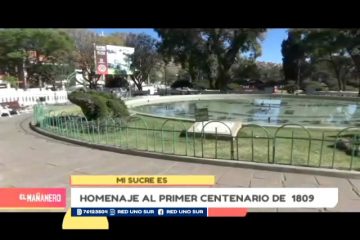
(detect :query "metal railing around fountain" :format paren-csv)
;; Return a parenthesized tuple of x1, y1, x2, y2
(33, 105, 360, 171)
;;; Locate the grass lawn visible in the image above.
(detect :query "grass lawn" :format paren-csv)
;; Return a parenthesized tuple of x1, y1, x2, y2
(41, 104, 360, 171)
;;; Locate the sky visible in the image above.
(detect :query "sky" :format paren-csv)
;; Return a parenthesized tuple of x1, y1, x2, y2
(92, 28, 288, 64)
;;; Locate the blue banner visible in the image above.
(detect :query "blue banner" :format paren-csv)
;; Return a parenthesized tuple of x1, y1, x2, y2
(71, 208, 207, 217)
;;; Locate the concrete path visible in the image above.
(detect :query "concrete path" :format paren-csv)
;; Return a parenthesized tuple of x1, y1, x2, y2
(1, 114, 360, 212)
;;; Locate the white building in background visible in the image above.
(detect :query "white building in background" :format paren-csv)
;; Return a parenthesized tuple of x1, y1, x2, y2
(65, 69, 103, 92)
(106, 45, 135, 75)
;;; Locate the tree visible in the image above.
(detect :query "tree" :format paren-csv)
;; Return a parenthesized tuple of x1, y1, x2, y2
(96, 32, 127, 46)
(257, 62, 284, 83)
(125, 33, 160, 91)
(26, 63, 74, 88)
(0, 29, 74, 88)
(230, 58, 260, 81)
(336, 29, 360, 90)
(281, 30, 308, 88)
(156, 29, 266, 90)
(156, 29, 206, 84)
(0, 29, 26, 84)
(64, 29, 101, 89)
(3, 75, 18, 88)
(302, 29, 355, 91)
(24, 30, 75, 88)
(331, 29, 360, 94)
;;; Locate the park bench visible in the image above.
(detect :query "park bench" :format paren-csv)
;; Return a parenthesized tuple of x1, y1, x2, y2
(0, 104, 12, 117)
(0, 101, 31, 115)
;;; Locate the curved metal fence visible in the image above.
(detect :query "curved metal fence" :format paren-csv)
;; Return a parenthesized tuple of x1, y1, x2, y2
(33, 104, 360, 171)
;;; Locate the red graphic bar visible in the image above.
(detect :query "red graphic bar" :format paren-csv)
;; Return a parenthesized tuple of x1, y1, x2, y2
(208, 208, 248, 217)
(0, 188, 66, 209)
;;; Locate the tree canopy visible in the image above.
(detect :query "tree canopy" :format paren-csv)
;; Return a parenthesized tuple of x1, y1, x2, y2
(0, 29, 74, 88)
(125, 33, 160, 90)
(155, 28, 266, 90)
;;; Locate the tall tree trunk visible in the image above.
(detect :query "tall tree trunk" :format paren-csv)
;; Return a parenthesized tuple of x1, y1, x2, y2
(351, 59, 360, 97)
(206, 72, 215, 89)
(330, 59, 342, 91)
(215, 69, 229, 91)
(215, 59, 233, 91)
(341, 76, 346, 91)
(136, 82, 142, 91)
(358, 74, 360, 97)
(208, 78, 214, 89)
(89, 74, 99, 89)
(131, 75, 143, 91)
(188, 67, 197, 83)
(348, 52, 360, 96)
(17, 62, 26, 89)
(297, 60, 301, 89)
(334, 69, 342, 91)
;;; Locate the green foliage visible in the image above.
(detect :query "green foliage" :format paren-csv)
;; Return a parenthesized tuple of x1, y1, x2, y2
(283, 29, 360, 92)
(227, 83, 243, 91)
(155, 29, 266, 90)
(284, 80, 298, 93)
(92, 90, 116, 100)
(192, 80, 208, 90)
(105, 74, 129, 88)
(27, 63, 74, 87)
(171, 79, 193, 89)
(96, 33, 127, 46)
(0, 29, 75, 86)
(281, 30, 307, 83)
(3, 75, 18, 88)
(231, 58, 260, 81)
(126, 33, 160, 90)
(68, 90, 129, 121)
(301, 29, 356, 91)
(345, 85, 358, 91)
(302, 80, 328, 91)
(106, 99, 129, 118)
(62, 29, 99, 89)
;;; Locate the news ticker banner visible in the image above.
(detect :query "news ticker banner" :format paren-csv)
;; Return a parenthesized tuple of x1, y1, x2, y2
(0, 188, 66, 209)
(70, 175, 215, 186)
(70, 187, 338, 217)
(71, 208, 248, 217)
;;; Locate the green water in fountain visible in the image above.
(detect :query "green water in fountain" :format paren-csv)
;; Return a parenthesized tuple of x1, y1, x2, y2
(133, 97, 360, 128)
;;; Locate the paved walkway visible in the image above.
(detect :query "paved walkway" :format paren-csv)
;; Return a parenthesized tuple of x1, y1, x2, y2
(1, 114, 360, 212)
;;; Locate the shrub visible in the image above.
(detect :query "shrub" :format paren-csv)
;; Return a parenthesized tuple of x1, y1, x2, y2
(302, 81, 328, 91)
(171, 79, 193, 89)
(68, 90, 129, 121)
(106, 99, 129, 118)
(285, 80, 298, 94)
(227, 83, 243, 91)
